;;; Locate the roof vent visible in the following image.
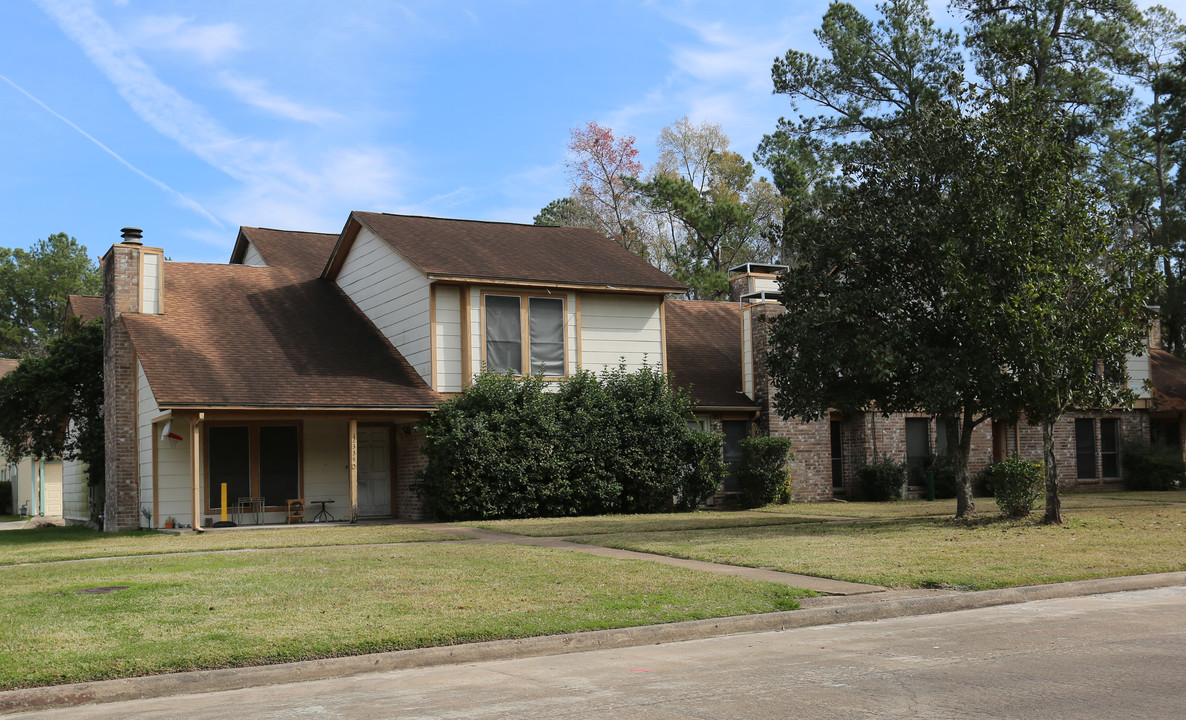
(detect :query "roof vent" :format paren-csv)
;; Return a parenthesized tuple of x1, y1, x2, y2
(120, 227, 143, 246)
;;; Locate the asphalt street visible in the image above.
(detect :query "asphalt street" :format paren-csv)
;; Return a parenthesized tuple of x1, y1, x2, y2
(9, 586, 1186, 719)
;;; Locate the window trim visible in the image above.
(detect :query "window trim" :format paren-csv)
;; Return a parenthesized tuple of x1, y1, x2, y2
(204, 420, 304, 514)
(480, 291, 569, 379)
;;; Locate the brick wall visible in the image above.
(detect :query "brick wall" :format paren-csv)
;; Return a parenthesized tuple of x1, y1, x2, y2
(1016, 412, 1138, 491)
(394, 423, 428, 519)
(103, 244, 142, 531)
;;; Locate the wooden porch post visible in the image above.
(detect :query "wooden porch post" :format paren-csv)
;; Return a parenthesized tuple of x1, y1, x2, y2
(349, 419, 358, 523)
(190, 414, 202, 531)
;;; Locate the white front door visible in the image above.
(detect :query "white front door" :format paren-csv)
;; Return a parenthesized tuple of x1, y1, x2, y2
(357, 427, 391, 517)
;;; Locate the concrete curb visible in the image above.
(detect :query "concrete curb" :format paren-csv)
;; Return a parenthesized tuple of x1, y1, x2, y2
(2, 571, 1183, 715)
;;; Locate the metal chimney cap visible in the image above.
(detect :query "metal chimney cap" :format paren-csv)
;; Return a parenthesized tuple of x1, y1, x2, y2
(120, 227, 143, 245)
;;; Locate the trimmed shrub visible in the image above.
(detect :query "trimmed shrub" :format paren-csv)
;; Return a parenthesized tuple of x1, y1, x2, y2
(415, 365, 726, 520)
(737, 436, 794, 507)
(1121, 443, 1185, 491)
(985, 457, 1043, 518)
(857, 457, 906, 501)
(922, 454, 960, 499)
(0, 480, 10, 515)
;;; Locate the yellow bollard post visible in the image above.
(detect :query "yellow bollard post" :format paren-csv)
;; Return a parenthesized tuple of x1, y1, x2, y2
(221, 483, 228, 523)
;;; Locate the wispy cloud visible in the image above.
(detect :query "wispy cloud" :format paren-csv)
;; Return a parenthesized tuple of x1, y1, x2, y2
(0, 71, 222, 227)
(218, 73, 343, 125)
(35, 0, 404, 235)
(132, 15, 244, 64)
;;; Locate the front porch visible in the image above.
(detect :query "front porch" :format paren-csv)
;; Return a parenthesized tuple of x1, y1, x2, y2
(138, 410, 430, 530)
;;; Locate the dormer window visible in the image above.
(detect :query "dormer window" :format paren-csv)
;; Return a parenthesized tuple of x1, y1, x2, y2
(483, 293, 566, 377)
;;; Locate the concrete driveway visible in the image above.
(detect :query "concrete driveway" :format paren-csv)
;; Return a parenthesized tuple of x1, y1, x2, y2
(10, 586, 1184, 719)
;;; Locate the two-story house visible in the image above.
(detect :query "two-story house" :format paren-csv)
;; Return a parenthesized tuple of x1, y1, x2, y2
(85, 213, 683, 531)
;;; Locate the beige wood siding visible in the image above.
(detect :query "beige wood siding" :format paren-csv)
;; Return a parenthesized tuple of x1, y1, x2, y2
(578, 293, 663, 372)
(138, 361, 194, 526)
(335, 226, 432, 384)
(241, 241, 267, 266)
(1126, 352, 1151, 399)
(434, 286, 463, 392)
(42, 461, 63, 516)
(302, 418, 350, 511)
(141, 251, 162, 314)
(62, 456, 89, 522)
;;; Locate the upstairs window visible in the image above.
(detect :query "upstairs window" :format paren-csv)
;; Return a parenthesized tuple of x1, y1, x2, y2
(484, 294, 567, 377)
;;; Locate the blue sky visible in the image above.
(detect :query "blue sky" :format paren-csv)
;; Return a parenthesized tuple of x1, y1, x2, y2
(1, 1, 1180, 264)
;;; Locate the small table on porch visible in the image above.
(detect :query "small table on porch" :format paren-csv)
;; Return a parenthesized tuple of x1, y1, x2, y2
(235, 497, 265, 525)
(311, 499, 335, 522)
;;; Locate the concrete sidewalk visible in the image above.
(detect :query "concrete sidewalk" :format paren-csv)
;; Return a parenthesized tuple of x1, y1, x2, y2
(423, 524, 885, 596)
(2, 571, 1183, 715)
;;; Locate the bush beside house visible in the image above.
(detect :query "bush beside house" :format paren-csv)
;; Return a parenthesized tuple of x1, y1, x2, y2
(857, 457, 907, 501)
(1121, 443, 1185, 491)
(415, 366, 727, 520)
(737, 436, 793, 506)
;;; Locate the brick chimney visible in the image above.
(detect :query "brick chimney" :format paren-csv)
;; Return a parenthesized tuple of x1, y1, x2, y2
(102, 228, 164, 531)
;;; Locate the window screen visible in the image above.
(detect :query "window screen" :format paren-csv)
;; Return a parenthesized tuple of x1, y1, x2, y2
(905, 418, 930, 486)
(1100, 418, 1120, 478)
(830, 420, 843, 489)
(259, 425, 299, 507)
(721, 421, 748, 494)
(1075, 418, 1097, 479)
(485, 295, 522, 374)
(529, 297, 565, 376)
(208, 426, 250, 508)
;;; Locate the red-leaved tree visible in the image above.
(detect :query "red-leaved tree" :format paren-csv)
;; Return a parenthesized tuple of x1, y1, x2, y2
(565, 121, 649, 257)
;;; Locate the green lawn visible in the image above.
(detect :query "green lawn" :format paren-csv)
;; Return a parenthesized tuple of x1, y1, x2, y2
(755, 489, 1186, 519)
(466, 510, 826, 537)
(0, 524, 465, 566)
(0, 543, 809, 690)
(577, 504, 1186, 591)
(0, 515, 22, 523)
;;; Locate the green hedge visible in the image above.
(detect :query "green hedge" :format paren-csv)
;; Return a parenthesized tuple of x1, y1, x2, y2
(0, 480, 10, 515)
(415, 366, 727, 520)
(857, 457, 906, 501)
(984, 457, 1044, 518)
(737, 436, 793, 507)
(1121, 443, 1185, 491)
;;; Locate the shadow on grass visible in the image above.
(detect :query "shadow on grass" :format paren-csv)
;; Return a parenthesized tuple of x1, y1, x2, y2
(0, 525, 155, 548)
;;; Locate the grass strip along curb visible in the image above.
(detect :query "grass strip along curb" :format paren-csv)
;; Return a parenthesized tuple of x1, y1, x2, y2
(3, 571, 1182, 715)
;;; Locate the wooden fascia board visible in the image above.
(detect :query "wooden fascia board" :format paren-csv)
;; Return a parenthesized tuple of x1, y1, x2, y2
(427, 275, 681, 294)
(229, 228, 251, 265)
(156, 404, 439, 414)
(320, 214, 362, 280)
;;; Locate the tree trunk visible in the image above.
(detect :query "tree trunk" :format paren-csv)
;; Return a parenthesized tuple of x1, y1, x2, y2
(1041, 420, 1062, 524)
(951, 414, 976, 519)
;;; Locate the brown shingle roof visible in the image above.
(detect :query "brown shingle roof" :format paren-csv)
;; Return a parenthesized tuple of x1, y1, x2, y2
(1151, 349, 1186, 411)
(665, 299, 757, 410)
(233, 227, 339, 278)
(123, 263, 441, 409)
(330, 212, 686, 292)
(0, 358, 18, 377)
(67, 295, 103, 322)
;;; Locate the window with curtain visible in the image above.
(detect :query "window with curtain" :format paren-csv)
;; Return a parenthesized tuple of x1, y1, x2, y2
(485, 295, 522, 374)
(485, 294, 566, 376)
(529, 297, 564, 376)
